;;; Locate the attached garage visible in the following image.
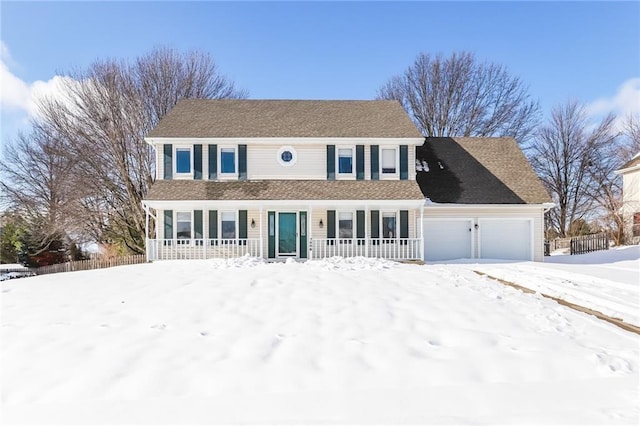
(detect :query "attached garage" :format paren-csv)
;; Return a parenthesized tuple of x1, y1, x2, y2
(478, 219, 532, 261)
(417, 137, 554, 263)
(423, 219, 472, 261)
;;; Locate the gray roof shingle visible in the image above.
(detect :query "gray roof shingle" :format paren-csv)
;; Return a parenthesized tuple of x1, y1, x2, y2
(145, 180, 425, 202)
(147, 99, 423, 139)
(417, 137, 551, 204)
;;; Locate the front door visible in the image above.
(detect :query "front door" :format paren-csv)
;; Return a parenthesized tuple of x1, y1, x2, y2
(278, 212, 297, 256)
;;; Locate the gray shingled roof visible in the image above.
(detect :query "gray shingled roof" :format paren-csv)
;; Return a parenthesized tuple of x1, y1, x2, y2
(147, 99, 423, 139)
(416, 137, 552, 204)
(145, 180, 425, 201)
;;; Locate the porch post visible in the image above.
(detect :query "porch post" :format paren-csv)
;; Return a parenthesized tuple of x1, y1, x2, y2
(419, 203, 425, 261)
(365, 205, 369, 257)
(144, 204, 150, 261)
(259, 206, 264, 259)
(309, 205, 313, 259)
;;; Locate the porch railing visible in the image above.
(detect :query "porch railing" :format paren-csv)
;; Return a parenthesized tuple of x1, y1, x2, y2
(310, 238, 422, 260)
(146, 238, 422, 261)
(147, 238, 261, 260)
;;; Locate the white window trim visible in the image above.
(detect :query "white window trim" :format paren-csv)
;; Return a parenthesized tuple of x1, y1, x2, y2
(277, 146, 298, 167)
(380, 210, 399, 239)
(336, 145, 356, 180)
(219, 210, 239, 239)
(380, 146, 400, 180)
(175, 211, 194, 240)
(218, 146, 239, 179)
(337, 210, 356, 239)
(174, 145, 194, 179)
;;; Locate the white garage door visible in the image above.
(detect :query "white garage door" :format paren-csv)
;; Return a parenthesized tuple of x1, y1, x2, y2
(423, 219, 472, 261)
(479, 219, 532, 261)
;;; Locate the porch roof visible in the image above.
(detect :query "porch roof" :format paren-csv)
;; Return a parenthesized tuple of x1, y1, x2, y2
(145, 180, 425, 202)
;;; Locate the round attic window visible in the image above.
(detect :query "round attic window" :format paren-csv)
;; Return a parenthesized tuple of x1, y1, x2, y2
(277, 146, 297, 167)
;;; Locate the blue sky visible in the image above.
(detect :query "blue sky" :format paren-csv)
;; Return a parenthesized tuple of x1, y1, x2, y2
(1, 1, 639, 143)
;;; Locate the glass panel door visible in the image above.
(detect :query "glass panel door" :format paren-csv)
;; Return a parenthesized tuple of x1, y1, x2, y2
(278, 212, 297, 256)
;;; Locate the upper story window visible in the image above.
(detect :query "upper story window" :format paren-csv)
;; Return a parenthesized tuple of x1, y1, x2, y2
(381, 148, 397, 175)
(338, 147, 354, 175)
(175, 147, 192, 175)
(220, 147, 237, 174)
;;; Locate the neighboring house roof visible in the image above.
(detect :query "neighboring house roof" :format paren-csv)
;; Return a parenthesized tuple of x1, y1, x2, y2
(417, 137, 551, 204)
(145, 180, 425, 201)
(147, 99, 423, 139)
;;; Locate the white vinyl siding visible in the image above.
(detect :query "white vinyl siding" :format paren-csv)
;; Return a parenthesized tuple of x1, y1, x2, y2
(154, 142, 418, 181)
(247, 145, 326, 179)
(156, 146, 164, 180)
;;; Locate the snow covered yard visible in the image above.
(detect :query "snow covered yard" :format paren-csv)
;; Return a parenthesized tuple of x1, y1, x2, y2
(1, 250, 639, 424)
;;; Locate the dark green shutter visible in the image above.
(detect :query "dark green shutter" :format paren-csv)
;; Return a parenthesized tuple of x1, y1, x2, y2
(194, 145, 202, 180)
(356, 145, 365, 180)
(327, 145, 335, 180)
(208, 210, 218, 239)
(299, 211, 307, 258)
(327, 210, 336, 238)
(164, 210, 173, 239)
(194, 210, 203, 239)
(400, 210, 409, 238)
(371, 210, 380, 238)
(163, 144, 172, 180)
(400, 145, 408, 180)
(356, 210, 365, 239)
(371, 145, 379, 180)
(208, 145, 217, 180)
(239, 145, 247, 180)
(239, 210, 247, 239)
(268, 211, 275, 258)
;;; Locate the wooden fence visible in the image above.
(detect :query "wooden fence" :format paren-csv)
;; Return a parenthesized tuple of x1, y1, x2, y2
(569, 233, 609, 255)
(27, 255, 146, 276)
(549, 237, 572, 252)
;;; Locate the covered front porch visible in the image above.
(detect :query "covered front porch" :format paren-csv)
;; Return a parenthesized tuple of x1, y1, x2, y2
(142, 201, 424, 261)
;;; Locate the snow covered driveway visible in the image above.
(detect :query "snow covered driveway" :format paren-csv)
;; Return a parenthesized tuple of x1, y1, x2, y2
(463, 245, 639, 325)
(1, 253, 638, 424)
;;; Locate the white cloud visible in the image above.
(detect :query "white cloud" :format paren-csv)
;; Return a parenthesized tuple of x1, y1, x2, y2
(0, 41, 73, 119)
(0, 40, 11, 62)
(587, 78, 640, 119)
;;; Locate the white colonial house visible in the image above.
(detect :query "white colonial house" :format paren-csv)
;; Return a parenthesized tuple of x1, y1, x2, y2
(142, 99, 552, 262)
(615, 153, 640, 244)
(142, 100, 426, 261)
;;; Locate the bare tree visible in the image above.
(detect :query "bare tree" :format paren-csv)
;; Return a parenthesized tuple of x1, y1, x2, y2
(0, 123, 81, 253)
(528, 100, 618, 238)
(619, 113, 640, 161)
(35, 47, 247, 253)
(377, 52, 540, 142)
